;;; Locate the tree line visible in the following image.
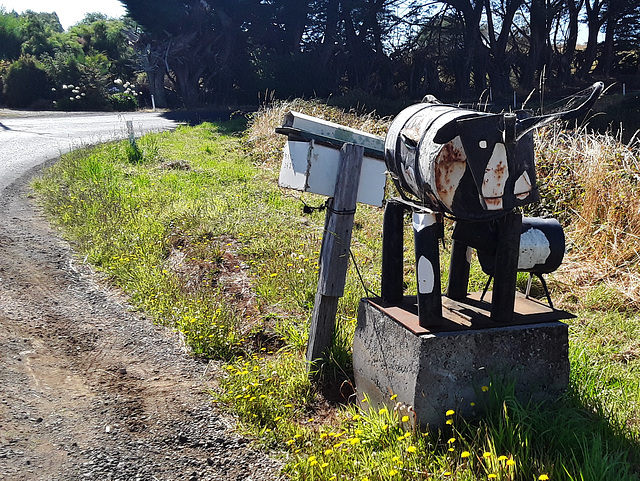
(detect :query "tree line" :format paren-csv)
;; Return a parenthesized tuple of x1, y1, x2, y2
(2, 1, 639, 110)
(0, 10, 140, 109)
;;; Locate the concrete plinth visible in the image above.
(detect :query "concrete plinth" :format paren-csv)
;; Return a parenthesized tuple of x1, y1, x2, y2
(353, 295, 570, 429)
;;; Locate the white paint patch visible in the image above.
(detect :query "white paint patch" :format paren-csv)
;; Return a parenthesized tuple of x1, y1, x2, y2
(514, 170, 532, 200)
(413, 212, 437, 232)
(518, 228, 551, 270)
(417, 256, 435, 294)
(482, 143, 508, 210)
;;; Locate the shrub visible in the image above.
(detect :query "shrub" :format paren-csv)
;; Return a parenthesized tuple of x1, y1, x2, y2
(109, 91, 138, 111)
(4, 57, 49, 108)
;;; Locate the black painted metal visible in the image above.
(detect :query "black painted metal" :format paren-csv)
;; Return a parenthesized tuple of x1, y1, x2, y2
(491, 212, 522, 322)
(381, 200, 406, 304)
(413, 211, 443, 327)
(447, 238, 471, 301)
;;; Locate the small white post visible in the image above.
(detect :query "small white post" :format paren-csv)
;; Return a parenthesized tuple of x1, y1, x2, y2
(126, 120, 135, 145)
(151, 94, 156, 111)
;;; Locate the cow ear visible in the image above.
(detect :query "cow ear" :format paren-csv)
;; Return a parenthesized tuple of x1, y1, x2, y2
(433, 120, 458, 144)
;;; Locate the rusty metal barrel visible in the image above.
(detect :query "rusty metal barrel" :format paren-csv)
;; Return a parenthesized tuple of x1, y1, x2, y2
(385, 83, 604, 221)
(384, 102, 539, 221)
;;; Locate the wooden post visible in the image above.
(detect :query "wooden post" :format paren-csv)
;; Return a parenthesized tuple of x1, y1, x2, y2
(306, 143, 364, 368)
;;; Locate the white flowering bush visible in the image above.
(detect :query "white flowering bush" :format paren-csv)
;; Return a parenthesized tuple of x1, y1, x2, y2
(108, 78, 139, 111)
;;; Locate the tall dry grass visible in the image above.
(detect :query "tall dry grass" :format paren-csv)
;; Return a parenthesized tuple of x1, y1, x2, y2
(243, 98, 389, 169)
(535, 125, 640, 308)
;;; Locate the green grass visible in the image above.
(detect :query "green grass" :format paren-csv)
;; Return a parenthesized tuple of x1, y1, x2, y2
(32, 106, 640, 480)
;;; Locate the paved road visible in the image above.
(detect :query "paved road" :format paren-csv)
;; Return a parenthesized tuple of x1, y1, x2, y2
(0, 110, 179, 193)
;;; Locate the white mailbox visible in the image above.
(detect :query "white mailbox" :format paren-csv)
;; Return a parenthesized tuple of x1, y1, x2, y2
(277, 112, 387, 207)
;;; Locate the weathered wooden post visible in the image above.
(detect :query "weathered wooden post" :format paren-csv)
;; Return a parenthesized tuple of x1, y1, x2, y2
(275, 112, 387, 369)
(306, 144, 364, 366)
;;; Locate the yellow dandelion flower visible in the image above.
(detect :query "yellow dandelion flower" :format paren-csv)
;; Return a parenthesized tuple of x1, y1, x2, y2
(348, 437, 361, 445)
(321, 463, 329, 468)
(392, 456, 400, 462)
(447, 437, 456, 444)
(362, 478, 370, 481)
(379, 408, 388, 415)
(324, 449, 334, 456)
(446, 419, 453, 425)
(461, 451, 471, 458)
(320, 433, 328, 439)
(390, 394, 398, 400)
(446, 409, 455, 416)
(352, 414, 361, 421)
(407, 445, 417, 453)
(507, 459, 516, 467)
(538, 475, 549, 481)
(498, 455, 508, 462)
(402, 415, 410, 422)
(443, 472, 452, 476)
(481, 385, 490, 392)
(389, 469, 399, 476)
(488, 474, 498, 479)
(483, 452, 492, 458)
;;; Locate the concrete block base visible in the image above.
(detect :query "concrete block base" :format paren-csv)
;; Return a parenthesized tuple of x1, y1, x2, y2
(353, 296, 570, 429)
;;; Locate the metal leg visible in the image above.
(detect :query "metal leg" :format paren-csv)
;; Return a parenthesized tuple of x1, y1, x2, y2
(491, 212, 522, 322)
(413, 211, 442, 327)
(381, 200, 405, 304)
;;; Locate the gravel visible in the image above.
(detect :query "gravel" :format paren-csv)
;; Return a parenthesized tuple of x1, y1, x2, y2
(0, 161, 284, 480)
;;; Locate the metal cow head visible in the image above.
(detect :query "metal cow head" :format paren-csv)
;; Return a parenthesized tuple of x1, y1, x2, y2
(432, 111, 539, 215)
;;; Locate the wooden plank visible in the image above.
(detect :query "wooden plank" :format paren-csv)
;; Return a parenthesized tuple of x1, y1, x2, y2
(281, 111, 384, 156)
(306, 143, 364, 367)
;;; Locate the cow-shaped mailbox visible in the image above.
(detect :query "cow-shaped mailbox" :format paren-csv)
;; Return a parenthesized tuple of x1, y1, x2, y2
(382, 82, 603, 325)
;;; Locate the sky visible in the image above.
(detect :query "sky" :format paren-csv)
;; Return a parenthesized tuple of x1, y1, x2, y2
(0, 0, 127, 30)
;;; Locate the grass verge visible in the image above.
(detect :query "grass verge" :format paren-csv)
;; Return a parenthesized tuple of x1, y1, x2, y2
(33, 101, 640, 480)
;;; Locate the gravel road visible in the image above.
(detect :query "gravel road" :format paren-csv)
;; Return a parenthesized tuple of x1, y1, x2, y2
(0, 111, 283, 480)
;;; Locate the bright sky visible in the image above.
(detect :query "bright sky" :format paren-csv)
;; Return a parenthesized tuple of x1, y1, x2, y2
(0, 0, 127, 30)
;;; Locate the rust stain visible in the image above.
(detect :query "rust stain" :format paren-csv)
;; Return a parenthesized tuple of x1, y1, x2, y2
(435, 140, 467, 208)
(485, 197, 502, 208)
